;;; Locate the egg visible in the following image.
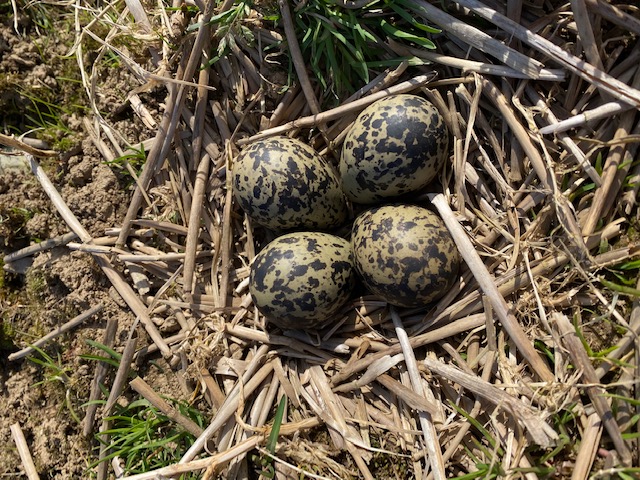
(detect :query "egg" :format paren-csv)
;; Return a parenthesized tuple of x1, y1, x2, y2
(234, 136, 347, 230)
(351, 204, 459, 308)
(340, 94, 449, 204)
(250, 232, 356, 329)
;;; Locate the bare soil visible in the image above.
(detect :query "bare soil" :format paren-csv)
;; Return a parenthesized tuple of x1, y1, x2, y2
(0, 14, 169, 478)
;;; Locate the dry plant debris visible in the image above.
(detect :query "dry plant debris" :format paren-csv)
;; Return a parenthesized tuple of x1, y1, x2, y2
(3, 0, 640, 478)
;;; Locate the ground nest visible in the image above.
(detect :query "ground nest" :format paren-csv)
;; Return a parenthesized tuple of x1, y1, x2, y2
(2, 0, 640, 478)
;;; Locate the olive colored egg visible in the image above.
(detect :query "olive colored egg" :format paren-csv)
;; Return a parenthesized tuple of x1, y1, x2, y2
(340, 94, 449, 204)
(234, 136, 347, 230)
(351, 204, 459, 307)
(250, 232, 355, 329)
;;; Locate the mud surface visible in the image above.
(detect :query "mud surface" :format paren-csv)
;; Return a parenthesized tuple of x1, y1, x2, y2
(0, 11, 173, 478)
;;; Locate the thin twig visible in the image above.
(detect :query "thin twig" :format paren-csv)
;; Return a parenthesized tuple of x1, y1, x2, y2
(10, 423, 40, 480)
(8, 304, 104, 361)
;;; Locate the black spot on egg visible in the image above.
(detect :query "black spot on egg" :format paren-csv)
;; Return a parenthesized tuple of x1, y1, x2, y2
(340, 95, 449, 204)
(351, 204, 460, 308)
(250, 232, 356, 330)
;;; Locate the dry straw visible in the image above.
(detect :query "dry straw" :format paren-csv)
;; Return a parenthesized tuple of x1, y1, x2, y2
(3, 0, 640, 478)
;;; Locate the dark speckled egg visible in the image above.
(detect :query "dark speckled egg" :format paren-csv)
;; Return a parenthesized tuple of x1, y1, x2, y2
(340, 95, 449, 204)
(351, 204, 459, 308)
(234, 136, 347, 230)
(250, 232, 355, 329)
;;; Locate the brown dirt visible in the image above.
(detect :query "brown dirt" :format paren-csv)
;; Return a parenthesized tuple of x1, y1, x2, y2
(0, 11, 178, 478)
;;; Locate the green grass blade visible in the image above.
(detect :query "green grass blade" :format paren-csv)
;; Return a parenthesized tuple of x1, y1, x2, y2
(267, 395, 287, 453)
(600, 277, 640, 297)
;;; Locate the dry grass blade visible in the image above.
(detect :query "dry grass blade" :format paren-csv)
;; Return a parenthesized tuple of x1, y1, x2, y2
(454, 0, 640, 107)
(390, 308, 445, 479)
(429, 193, 554, 383)
(552, 312, 632, 465)
(10, 423, 40, 480)
(422, 357, 557, 447)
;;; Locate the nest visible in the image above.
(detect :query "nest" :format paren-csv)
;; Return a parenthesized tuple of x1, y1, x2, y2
(4, 0, 640, 478)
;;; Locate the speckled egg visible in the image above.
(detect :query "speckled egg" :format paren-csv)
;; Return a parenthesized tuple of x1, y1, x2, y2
(234, 136, 347, 230)
(250, 232, 355, 329)
(351, 204, 459, 308)
(340, 95, 449, 204)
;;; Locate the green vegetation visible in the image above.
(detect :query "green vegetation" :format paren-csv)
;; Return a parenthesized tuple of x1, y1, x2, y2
(252, 394, 286, 478)
(198, 0, 438, 103)
(0, 207, 35, 245)
(105, 144, 147, 188)
(290, 0, 437, 102)
(28, 345, 83, 424)
(91, 397, 207, 477)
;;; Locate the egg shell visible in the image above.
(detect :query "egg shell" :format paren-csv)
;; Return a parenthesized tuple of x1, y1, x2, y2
(250, 232, 355, 329)
(351, 204, 459, 307)
(340, 94, 449, 204)
(234, 136, 347, 230)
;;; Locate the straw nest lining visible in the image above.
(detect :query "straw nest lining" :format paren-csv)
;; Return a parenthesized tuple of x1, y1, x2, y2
(5, 0, 640, 478)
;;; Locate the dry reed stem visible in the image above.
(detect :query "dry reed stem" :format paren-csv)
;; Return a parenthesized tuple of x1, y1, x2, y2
(181, 344, 271, 462)
(278, 0, 320, 116)
(572, 413, 603, 480)
(570, 0, 603, 70)
(406, 0, 543, 78)
(390, 40, 564, 80)
(241, 73, 435, 143)
(455, 0, 640, 107)
(8, 304, 104, 361)
(2, 231, 78, 264)
(582, 68, 640, 234)
(429, 193, 555, 382)
(525, 85, 601, 186)
(422, 357, 557, 446)
(130, 377, 204, 437)
(584, 0, 640, 36)
(116, 1, 216, 247)
(97, 334, 138, 480)
(10, 423, 40, 480)
(183, 154, 211, 294)
(538, 100, 631, 136)
(0, 132, 58, 157)
(11, 0, 640, 476)
(390, 308, 446, 479)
